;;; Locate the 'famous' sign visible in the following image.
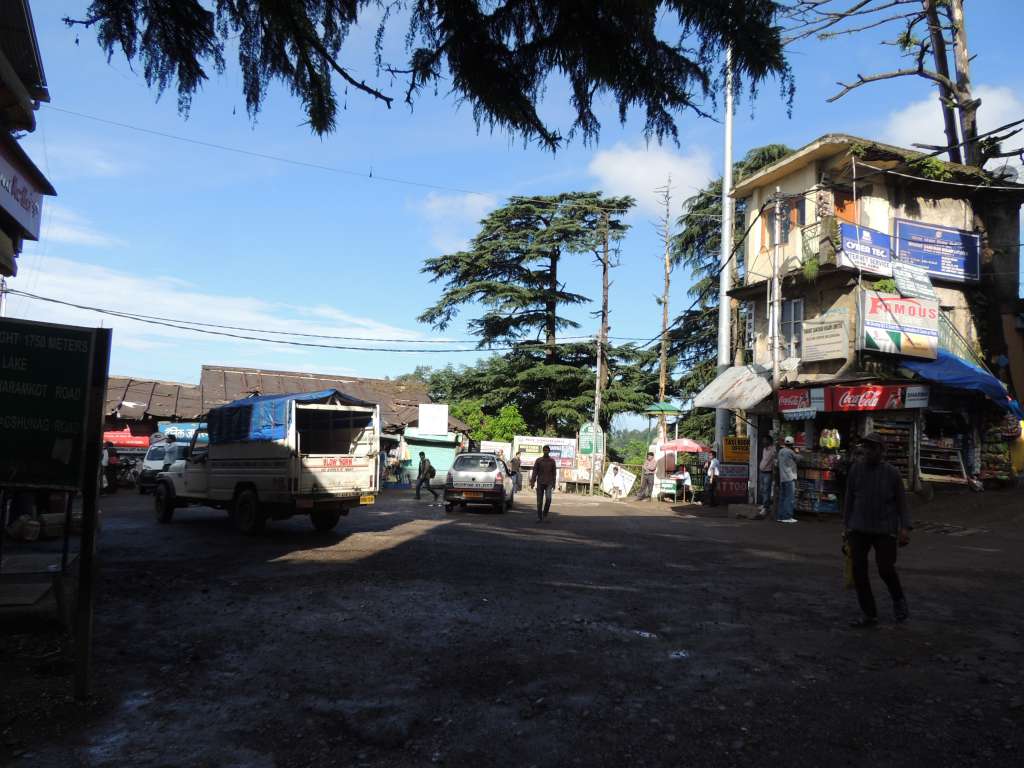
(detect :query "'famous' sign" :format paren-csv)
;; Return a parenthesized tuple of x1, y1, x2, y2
(859, 290, 938, 359)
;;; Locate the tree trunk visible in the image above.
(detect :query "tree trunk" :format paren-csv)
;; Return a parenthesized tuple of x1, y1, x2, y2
(948, 0, 980, 166)
(924, 0, 963, 164)
(546, 249, 559, 433)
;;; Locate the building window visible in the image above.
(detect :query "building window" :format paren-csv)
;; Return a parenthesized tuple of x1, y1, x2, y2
(765, 196, 806, 246)
(782, 298, 804, 358)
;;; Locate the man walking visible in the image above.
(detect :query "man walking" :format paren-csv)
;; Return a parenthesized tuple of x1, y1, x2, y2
(755, 435, 776, 520)
(776, 436, 798, 523)
(635, 452, 657, 501)
(530, 445, 557, 522)
(843, 432, 911, 628)
(415, 451, 438, 502)
(703, 450, 720, 506)
(509, 450, 523, 492)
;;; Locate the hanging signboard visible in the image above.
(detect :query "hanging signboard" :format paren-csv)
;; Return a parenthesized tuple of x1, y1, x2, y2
(157, 421, 206, 441)
(894, 219, 980, 282)
(801, 317, 850, 362)
(859, 290, 939, 359)
(0, 319, 107, 490)
(578, 422, 605, 455)
(777, 388, 826, 413)
(722, 436, 750, 463)
(102, 427, 151, 449)
(512, 435, 577, 468)
(891, 261, 938, 301)
(827, 384, 929, 412)
(837, 223, 893, 276)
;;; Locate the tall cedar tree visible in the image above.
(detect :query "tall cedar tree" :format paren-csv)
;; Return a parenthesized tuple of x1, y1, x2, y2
(67, 1, 792, 149)
(419, 193, 633, 433)
(669, 144, 793, 445)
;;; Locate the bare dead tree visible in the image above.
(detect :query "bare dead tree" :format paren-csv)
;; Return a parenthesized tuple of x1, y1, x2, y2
(655, 178, 674, 440)
(783, 0, 1021, 167)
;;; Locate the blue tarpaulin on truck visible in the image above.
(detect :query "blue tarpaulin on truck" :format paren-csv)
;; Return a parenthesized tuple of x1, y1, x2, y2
(207, 389, 374, 444)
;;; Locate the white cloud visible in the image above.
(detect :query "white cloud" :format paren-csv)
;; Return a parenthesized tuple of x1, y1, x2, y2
(42, 204, 125, 248)
(881, 84, 1024, 172)
(40, 141, 130, 179)
(415, 192, 497, 252)
(587, 143, 715, 215)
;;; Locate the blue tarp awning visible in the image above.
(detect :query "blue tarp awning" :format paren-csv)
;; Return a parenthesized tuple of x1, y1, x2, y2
(208, 388, 374, 444)
(901, 350, 1024, 420)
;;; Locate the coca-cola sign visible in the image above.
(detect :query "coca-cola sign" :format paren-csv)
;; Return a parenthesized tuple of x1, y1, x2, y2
(778, 389, 810, 411)
(827, 384, 926, 412)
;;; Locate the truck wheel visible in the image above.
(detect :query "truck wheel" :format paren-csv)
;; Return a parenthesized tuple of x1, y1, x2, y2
(232, 489, 266, 535)
(154, 483, 175, 524)
(311, 509, 342, 532)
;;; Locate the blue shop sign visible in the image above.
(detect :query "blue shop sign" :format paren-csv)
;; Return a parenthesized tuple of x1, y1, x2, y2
(894, 219, 979, 282)
(837, 223, 892, 276)
(157, 421, 207, 442)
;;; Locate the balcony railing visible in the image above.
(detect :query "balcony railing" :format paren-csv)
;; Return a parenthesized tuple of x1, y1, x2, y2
(938, 312, 985, 366)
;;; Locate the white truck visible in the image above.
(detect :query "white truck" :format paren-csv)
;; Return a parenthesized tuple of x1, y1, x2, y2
(153, 389, 380, 534)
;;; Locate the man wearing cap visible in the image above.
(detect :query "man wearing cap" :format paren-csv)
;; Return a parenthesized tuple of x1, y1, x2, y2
(776, 436, 798, 523)
(843, 432, 911, 627)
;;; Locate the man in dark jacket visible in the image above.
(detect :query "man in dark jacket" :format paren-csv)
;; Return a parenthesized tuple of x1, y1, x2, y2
(843, 432, 911, 627)
(530, 445, 558, 522)
(415, 451, 438, 502)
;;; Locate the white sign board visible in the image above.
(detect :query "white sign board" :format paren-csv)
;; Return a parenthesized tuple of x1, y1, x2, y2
(513, 435, 577, 468)
(601, 464, 637, 496)
(418, 403, 449, 436)
(859, 290, 939, 359)
(801, 318, 850, 362)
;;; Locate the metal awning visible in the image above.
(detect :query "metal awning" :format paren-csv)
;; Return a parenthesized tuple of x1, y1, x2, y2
(693, 364, 772, 411)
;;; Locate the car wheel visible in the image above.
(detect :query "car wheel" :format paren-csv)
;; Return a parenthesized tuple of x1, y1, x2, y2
(444, 503, 454, 514)
(232, 489, 266, 535)
(311, 508, 342, 532)
(154, 483, 175, 524)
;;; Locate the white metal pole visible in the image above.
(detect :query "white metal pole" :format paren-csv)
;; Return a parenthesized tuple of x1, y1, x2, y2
(771, 187, 783, 391)
(715, 44, 735, 453)
(0, 276, 7, 318)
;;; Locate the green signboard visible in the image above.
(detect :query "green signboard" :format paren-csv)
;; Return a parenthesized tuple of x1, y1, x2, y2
(0, 319, 97, 489)
(578, 422, 605, 455)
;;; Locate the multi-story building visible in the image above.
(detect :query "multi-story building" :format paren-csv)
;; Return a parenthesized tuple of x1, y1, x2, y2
(706, 134, 1024, 506)
(0, 0, 55, 279)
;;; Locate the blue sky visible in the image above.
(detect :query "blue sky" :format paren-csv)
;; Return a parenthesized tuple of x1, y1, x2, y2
(8, 1, 1022, 391)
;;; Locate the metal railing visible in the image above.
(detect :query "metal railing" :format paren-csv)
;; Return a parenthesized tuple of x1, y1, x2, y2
(938, 312, 985, 367)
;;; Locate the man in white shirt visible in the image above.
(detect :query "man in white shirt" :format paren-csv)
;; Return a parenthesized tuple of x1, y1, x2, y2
(609, 465, 627, 501)
(679, 466, 693, 503)
(755, 435, 776, 520)
(777, 436, 799, 523)
(704, 451, 720, 506)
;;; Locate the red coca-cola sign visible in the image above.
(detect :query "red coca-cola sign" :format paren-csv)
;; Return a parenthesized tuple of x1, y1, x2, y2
(778, 389, 810, 411)
(828, 385, 905, 412)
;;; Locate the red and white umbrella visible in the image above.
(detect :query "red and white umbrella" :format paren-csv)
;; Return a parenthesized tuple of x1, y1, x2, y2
(659, 438, 708, 453)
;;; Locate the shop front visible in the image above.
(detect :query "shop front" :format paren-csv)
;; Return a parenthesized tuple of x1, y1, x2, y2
(777, 382, 930, 514)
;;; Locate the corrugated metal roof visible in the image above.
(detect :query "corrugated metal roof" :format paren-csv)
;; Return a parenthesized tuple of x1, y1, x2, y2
(105, 377, 203, 420)
(693, 365, 772, 410)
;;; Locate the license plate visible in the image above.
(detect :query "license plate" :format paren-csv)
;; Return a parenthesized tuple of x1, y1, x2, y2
(463, 491, 482, 499)
(359, 495, 375, 505)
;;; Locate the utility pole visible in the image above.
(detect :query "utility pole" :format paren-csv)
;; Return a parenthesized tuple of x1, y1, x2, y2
(771, 187, 783, 392)
(715, 44, 735, 454)
(656, 178, 672, 443)
(0, 277, 7, 318)
(589, 211, 610, 496)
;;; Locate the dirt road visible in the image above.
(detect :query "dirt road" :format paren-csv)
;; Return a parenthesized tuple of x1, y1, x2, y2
(4, 489, 1024, 767)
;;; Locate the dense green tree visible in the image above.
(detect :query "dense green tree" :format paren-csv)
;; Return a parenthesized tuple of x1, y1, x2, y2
(487, 405, 529, 443)
(419, 193, 633, 432)
(669, 144, 793, 445)
(67, 1, 792, 148)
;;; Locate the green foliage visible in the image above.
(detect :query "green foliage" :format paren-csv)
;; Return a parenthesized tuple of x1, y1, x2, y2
(488, 405, 528, 443)
(872, 278, 897, 293)
(71, 1, 791, 148)
(802, 253, 820, 281)
(449, 399, 490, 441)
(909, 157, 954, 181)
(848, 142, 868, 158)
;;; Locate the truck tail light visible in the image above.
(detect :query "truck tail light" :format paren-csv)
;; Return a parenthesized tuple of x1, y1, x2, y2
(446, 470, 453, 485)
(494, 471, 503, 487)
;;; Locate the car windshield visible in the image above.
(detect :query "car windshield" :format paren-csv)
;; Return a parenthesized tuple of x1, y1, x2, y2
(453, 456, 497, 471)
